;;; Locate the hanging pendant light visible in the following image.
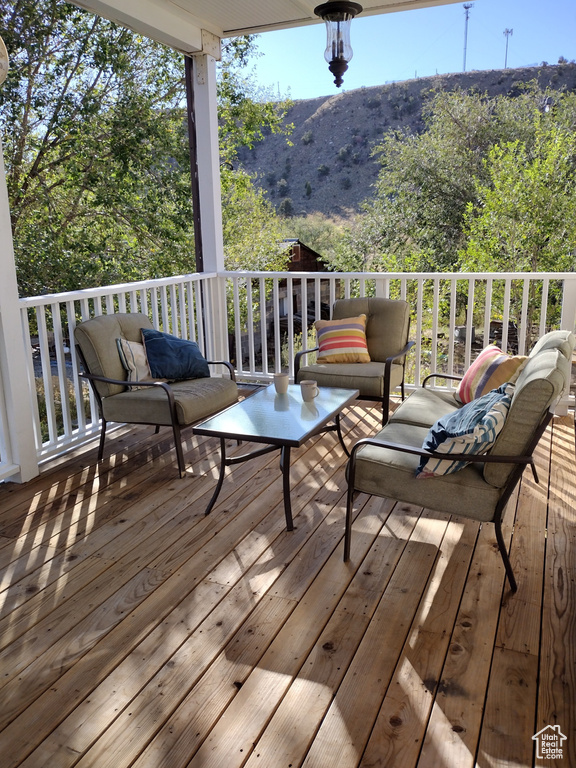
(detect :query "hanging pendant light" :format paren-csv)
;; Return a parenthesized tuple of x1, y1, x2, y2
(314, 1, 363, 88)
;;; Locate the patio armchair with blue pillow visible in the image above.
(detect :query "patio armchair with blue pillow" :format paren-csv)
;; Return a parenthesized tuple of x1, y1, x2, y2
(74, 312, 238, 477)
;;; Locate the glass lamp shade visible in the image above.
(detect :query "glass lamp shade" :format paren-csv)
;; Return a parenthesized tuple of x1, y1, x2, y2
(314, 2, 363, 87)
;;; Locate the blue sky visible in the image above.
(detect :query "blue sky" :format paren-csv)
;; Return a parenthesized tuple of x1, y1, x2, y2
(249, 0, 576, 100)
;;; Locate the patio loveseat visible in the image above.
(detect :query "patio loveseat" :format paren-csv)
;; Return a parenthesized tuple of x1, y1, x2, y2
(344, 329, 575, 592)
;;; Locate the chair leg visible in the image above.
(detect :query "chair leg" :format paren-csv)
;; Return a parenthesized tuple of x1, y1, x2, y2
(97, 419, 107, 461)
(494, 517, 517, 592)
(171, 422, 186, 478)
(344, 459, 358, 561)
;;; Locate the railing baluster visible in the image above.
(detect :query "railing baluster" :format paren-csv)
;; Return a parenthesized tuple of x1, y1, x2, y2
(286, 276, 294, 377)
(415, 278, 423, 387)
(431, 278, 439, 375)
(258, 276, 267, 376)
(540, 278, 549, 339)
(483, 278, 493, 351)
(11, 270, 575, 468)
(232, 276, 242, 375)
(502, 279, 511, 352)
(519, 277, 530, 353)
(272, 279, 281, 372)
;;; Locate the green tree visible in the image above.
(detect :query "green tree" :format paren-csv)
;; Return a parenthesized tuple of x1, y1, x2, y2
(0, 0, 291, 295)
(329, 84, 576, 274)
(288, 212, 345, 262)
(460, 124, 576, 272)
(221, 169, 289, 271)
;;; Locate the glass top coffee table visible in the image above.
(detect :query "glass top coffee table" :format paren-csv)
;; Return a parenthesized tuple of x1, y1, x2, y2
(193, 384, 359, 531)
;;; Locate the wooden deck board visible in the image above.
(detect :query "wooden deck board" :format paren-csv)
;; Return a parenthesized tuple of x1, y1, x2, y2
(0, 404, 574, 768)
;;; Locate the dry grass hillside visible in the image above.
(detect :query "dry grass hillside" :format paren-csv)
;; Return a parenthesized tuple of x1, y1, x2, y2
(236, 63, 576, 218)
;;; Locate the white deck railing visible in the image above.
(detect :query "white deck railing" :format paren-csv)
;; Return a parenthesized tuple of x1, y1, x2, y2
(2, 270, 575, 479)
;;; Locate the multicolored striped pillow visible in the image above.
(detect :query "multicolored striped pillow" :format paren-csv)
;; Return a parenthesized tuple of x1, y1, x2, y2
(315, 314, 371, 363)
(456, 345, 527, 404)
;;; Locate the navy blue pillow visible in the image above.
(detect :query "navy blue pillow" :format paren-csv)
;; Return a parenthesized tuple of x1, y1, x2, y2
(141, 328, 210, 381)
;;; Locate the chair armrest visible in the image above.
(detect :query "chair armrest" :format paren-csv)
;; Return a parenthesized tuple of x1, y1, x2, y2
(294, 347, 319, 377)
(207, 360, 236, 381)
(385, 340, 415, 365)
(422, 372, 463, 388)
(347, 435, 537, 485)
(79, 370, 171, 390)
(350, 436, 533, 467)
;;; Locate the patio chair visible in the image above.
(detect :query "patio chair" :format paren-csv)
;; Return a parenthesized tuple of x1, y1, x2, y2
(295, 297, 414, 425)
(74, 312, 238, 477)
(343, 329, 575, 592)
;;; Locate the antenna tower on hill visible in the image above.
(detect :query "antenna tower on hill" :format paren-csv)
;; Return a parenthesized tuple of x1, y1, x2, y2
(463, 3, 473, 72)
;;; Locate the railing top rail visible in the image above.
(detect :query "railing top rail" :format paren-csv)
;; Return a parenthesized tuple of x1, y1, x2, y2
(218, 270, 576, 280)
(18, 272, 218, 308)
(17, 270, 576, 309)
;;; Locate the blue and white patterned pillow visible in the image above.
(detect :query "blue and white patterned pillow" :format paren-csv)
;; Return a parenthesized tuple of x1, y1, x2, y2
(416, 384, 513, 478)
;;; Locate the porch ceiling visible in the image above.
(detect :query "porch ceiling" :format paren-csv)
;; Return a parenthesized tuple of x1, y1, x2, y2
(69, 0, 461, 54)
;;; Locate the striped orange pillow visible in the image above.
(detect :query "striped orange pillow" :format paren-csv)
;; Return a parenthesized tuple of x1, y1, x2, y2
(315, 314, 371, 363)
(456, 345, 527, 404)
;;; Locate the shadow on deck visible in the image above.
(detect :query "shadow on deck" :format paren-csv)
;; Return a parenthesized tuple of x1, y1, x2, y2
(0, 402, 574, 768)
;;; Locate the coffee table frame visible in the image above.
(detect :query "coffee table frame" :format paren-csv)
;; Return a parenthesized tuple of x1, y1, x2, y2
(193, 384, 359, 530)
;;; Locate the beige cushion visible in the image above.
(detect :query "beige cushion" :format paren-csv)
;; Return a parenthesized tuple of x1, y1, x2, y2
(297, 361, 404, 397)
(389, 387, 460, 428)
(484, 346, 571, 488)
(116, 338, 154, 388)
(353, 422, 502, 523)
(529, 329, 575, 359)
(102, 377, 238, 426)
(333, 297, 410, 363)
(75, 313, 153, 397)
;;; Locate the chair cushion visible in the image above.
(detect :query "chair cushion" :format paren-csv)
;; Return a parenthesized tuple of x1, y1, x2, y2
(456, 345, 527, 404)
(297, 361, 404, 397)
(416, 384, 513, 478)
(529, 329, 575, 359)
(141, 328, 210, 381)
(102, 377, 238, 426)
(74, 313, 154, 398)
(353, 421, 502, 523)
(484, 346, 571, 488)
(314, 314, 371, 364)
(332, 297, 410, 363)
(389, 387, 460, 428)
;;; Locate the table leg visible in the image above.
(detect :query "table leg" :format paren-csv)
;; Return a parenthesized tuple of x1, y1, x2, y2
(279, 445, 294, 531)
(335, 413, 350, 457)
(204, 436, 227, 516)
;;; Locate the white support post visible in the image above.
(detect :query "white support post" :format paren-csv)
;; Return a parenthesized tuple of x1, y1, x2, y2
(0, 138, 39, 482)
(557, 277, 576, 415)
(190, 52, 229, 362)
(560, 277, 576, 334)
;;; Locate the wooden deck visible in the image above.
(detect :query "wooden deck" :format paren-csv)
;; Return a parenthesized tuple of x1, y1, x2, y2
(0, 401, 574, 768)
